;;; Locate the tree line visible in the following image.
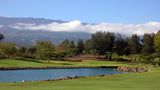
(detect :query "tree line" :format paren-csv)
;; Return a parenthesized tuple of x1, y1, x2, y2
(0, 31, 160, 63)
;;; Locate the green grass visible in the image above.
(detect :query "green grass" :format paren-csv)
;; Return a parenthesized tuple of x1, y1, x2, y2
(0, 58, 160, 90)
(0, 58, 152, 68)
(0, 71, 160, 90)
(0, 58, 124, 67)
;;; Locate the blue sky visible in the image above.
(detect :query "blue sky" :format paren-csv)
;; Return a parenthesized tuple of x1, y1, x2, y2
(0, 0, 160, 24)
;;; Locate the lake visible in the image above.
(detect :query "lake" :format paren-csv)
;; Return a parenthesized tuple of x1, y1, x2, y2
(0, 68, 127, 83)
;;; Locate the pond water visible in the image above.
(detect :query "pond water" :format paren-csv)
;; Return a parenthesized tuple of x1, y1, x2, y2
(0, 68, 127, 83)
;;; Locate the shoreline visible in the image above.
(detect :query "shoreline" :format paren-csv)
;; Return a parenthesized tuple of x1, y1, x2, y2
(22, 73, 126, 83)
(0, 66, 118, 70)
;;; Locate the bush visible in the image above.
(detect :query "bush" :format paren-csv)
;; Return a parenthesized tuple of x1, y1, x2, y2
(23, 55, 35, 59)
(141, 54, 156, 64)
(53, 51, 66, 60)
(34, 56, 45, 60)
(115, 57, 130, 62)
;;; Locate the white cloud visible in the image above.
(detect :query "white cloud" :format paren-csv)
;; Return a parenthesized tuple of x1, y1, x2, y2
(9, 21, 82, 32)
(9, 21, 160, 36)
(0, 25, 3, 27)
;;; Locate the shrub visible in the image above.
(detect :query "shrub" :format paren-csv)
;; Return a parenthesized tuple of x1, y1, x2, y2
(115, 57, 130, 62)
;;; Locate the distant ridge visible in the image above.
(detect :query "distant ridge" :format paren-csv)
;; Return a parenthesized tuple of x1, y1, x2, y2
(0, 17, 65, 25)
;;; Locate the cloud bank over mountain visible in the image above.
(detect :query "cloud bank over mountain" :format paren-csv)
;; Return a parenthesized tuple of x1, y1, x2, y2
(9, 20, 160, 36)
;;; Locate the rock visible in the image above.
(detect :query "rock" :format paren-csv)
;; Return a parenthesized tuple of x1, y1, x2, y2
(22, 80, 26, 82)
(74, 76, 79, 78)
(44, 79, 50, 81)
(66, 76, 72, 79)
(57, 77, 65, 80)
(156, 63, 159, 66)
(114, 66, 149, 72)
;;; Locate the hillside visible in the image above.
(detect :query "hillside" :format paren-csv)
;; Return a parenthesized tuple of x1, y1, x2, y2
(0, 17, 91, 46)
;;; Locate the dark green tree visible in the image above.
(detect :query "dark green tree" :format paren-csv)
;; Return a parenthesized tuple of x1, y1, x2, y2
(76, 38, 84, 54)
(69, 40, 75, 49)
(0, 43, 16, 58)
(53, 51, 67, 59)
(114, 34, 129, 56)
(70, 48, 78, 56)
(89, 31, 115, 59)
(89, 31, 104, 55)
(154, 31, 160, 61)
(0, 33, 4, 42)
(17, 46, 27, 56)
(56, 39, 69, 51)
(67, 40, 79, 57)
(28, 46, 37, 57)
(35, 41, 54, 57)
(104, 32, 115, 59)
(128, 34, 142, 54)
(62, 39, 69, 45)
(83, 40, 91, 54)
(142, 33, 155, 55)
(42, 52, 53, 63)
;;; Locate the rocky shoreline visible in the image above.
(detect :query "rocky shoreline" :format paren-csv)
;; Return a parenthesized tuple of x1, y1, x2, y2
(114, 66, 150, 72)
(21, 73, 124, 83)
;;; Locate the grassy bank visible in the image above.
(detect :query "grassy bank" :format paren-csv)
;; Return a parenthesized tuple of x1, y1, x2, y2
(0, 58, 160, 90)
(0, 58, 152, 68)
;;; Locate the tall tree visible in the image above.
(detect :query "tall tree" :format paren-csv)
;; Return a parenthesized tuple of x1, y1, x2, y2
(128, 34, 142, 54)
(89, 31, 105, 55)
(56, 39, 69, 51)
(76, 38, 84, 54)
(0, 43, 16, 58)
(154, 31, 160, 61)
(83, 40, 91, 54)
(35, 41, 54, 57)
(42, 52, 53, 63)
(114, 34, 129, 56)
(103, 32, 115, 59)
(67, 40, 78, 57)
(69, 40, 75, 49)
(0, 33, 4, 42)
(62, 39, 69, 45)
(89, 31, 115, 59)
(17, 46, 27, 56)
(28, 46, 37, 57)
(142, 33, 155, 55)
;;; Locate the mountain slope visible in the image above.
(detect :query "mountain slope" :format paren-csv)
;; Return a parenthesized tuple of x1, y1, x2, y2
(0, 17, 91, 46)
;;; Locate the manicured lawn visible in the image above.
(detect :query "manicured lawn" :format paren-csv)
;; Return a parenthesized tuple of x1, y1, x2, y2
(0, 71, 160, 90)
(0, 58, 152, 68)
(0, 58, 126, 67)
(0, 58, 160, 90)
